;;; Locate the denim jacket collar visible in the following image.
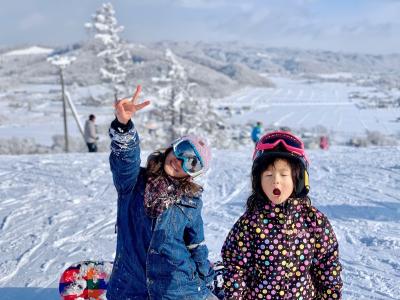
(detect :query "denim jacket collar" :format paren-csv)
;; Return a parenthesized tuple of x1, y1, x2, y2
(176, 196, 199, 208)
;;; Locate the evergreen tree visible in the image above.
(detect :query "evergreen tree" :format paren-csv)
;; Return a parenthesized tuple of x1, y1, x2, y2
(164, 48, 189, 140)
(138, 48, 228, 149)
(85, 2, 130, 100)
(163, 49, 227, 145)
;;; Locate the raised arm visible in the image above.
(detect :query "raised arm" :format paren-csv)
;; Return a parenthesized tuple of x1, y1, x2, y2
(109, 85, 150, 195)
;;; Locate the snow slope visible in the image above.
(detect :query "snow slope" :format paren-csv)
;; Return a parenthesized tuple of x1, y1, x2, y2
(218, 77, 400, 136)
(1, 76, 399, 149)
(2, 46, 53, 56)
(0, 146, 399, 299)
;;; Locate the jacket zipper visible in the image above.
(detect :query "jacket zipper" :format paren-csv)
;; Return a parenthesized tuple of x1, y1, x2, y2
(283, 200, 293, 300)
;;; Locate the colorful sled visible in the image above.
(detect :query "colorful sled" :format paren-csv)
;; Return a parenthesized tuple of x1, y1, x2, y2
(59, 260, 225, 299)
(59, 260, 113, 300)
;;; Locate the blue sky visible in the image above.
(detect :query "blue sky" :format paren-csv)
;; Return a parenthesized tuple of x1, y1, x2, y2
(1, 0, 400, 54)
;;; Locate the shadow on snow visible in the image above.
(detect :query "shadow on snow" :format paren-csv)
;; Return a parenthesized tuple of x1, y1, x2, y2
(0, 287, 59, 300)
(318, 201, 400, 222)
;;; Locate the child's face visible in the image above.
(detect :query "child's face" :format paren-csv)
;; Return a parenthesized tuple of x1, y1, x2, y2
(261, 159, 294, 205)
(164, 151, 189, 178)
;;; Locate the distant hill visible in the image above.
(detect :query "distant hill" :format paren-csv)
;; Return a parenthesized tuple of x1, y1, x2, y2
(164, 41, 400, 75)
(1, 41, 399, 99)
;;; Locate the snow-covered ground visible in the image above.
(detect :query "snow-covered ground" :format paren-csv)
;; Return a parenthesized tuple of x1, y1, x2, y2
(1, 146, 399, 299)
(2, 46, 53, 57)
(1, 76, 399, 148)
(0, 49, 399, 299)
(218, 78, 400, 136)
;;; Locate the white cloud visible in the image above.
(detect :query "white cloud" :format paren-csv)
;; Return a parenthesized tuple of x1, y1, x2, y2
(3, 0, 400, 53)
(205, 0, 400, 53)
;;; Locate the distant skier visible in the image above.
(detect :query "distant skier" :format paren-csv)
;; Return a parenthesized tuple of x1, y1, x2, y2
(320, 135, 329, 150)
(251, 121, 263, 144)
(221, 131, 343, 299)
(84, 114, 98, 152)
(106, 85, 218, 300)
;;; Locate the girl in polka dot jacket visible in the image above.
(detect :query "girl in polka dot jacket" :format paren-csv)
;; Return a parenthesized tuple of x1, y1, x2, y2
(221, 131, 342, 300)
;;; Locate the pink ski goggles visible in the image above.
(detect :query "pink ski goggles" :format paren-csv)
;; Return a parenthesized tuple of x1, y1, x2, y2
(253, 131, 309, 163)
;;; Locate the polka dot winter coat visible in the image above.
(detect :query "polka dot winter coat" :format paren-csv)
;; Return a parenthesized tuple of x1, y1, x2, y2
(221, 198, 342, 300)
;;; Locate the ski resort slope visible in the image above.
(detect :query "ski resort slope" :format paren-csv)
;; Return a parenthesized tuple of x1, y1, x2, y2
(0, 146, 399, 300)
(218, 78, 400, 136)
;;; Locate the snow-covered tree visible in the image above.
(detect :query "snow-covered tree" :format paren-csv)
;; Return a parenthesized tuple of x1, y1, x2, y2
(155, 49, 227, 145)
(85, 2, 130, 100)
(136, 48, 229, 149)
(163, 49, 189, 140)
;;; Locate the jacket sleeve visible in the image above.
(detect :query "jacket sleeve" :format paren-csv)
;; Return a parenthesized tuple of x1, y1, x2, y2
(221, 213, 253, 300)
(311, 214, 343, 299)
(109, 118, 141, 195)
(184, 200, 215, 285)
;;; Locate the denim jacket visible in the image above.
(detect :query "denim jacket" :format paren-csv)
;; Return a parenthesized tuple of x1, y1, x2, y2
(106, 119, 214, 300)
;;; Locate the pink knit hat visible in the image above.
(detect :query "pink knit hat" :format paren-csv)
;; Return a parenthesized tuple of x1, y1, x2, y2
(172, 135, 211, 174)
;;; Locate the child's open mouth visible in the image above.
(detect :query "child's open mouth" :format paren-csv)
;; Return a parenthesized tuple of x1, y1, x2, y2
(273, 188, 281, 196)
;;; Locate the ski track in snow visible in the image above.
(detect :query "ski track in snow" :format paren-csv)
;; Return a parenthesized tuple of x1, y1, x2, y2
(0, 147, 399, 299)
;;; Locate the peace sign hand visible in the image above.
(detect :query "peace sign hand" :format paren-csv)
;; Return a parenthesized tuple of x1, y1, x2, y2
(114, 85, 151, 125)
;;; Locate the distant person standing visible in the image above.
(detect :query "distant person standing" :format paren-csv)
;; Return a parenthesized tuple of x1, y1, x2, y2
(251, 121, 263, 144)
(320, 135, 329, 150)
(84, 114, 98, 152)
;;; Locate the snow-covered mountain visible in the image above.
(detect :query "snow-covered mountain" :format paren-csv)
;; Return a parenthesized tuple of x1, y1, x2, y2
(0, 146, 399, 299)
(2, 41, 400, 99)
(2, 46, 53, 56)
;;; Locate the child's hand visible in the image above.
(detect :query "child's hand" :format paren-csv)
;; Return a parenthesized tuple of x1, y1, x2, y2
(114, 85, 151, 125)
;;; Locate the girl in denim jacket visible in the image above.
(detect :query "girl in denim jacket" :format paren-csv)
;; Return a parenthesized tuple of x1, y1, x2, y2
(106, 86, 217, 300)
(222, 131, 342, 300)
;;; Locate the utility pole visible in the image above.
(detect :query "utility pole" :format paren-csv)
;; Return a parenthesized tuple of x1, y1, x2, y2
(59, 67, 69, 152)
(47, 55, 76, 153)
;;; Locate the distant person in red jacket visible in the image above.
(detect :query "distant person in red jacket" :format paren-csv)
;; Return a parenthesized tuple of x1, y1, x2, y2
(320, 135, 329, 150)
(222, 131, 342, 300)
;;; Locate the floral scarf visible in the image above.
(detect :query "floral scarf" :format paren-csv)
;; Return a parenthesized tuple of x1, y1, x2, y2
(144, 174, 194, 218)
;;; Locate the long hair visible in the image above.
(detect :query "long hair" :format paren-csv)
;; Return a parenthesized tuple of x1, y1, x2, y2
(246, 155, 302, 213)
(145, 147, 203, 195)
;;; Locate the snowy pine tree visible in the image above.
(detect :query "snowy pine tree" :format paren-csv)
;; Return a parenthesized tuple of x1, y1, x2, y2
(160, 49, 227, 145)
(137, 48, 229, 149)
(85, 2, 130, 101)
(164, 49, 189, 140)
